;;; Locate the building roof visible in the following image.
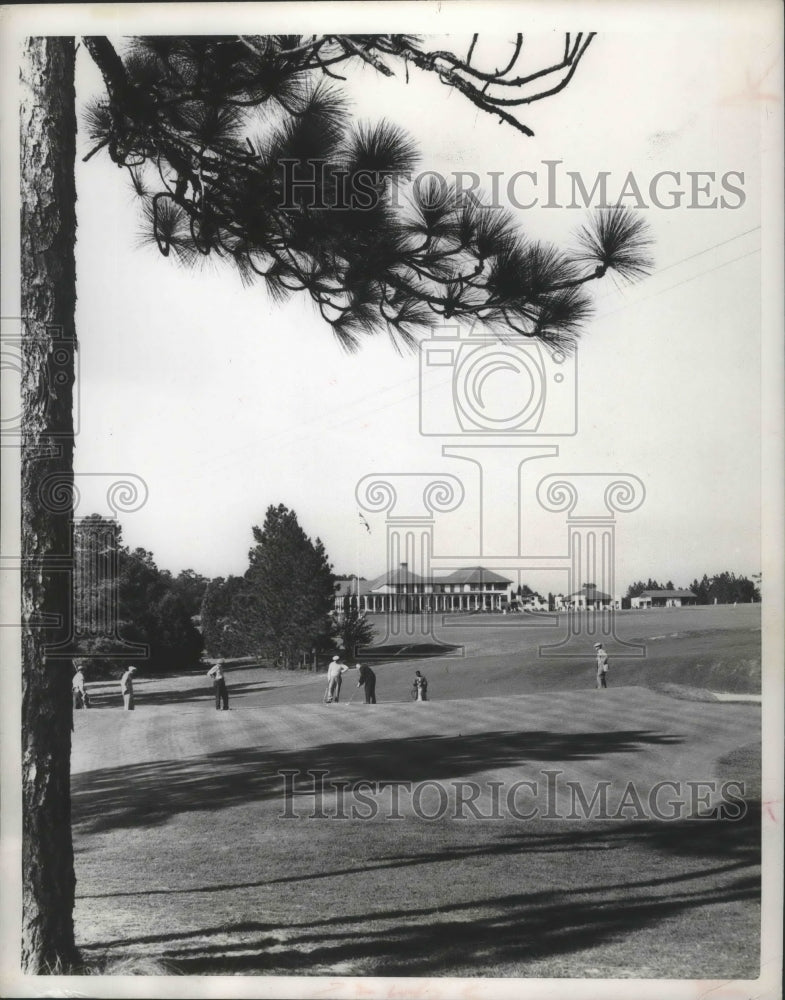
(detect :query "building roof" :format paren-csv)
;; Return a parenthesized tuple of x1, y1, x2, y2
(568, 586, 612, 601)
(639, 589, 696, 599)
(365, 563, 513, 592)
(335, 579, 373, 598)
(368, 564, 425, 590)
(438, 566, 512, 585)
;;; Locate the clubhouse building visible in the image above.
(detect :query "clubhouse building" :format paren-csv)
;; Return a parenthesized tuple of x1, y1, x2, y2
(334, 574, 699, 613)
(335, 563, 513, 613)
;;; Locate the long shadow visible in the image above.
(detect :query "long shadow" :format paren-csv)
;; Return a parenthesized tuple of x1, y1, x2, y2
(166, 878, 757, 977)
(83, 679, 292, 708)
(72, 728, 684, 834)
(79, 808, 760, 977)
(78, 803, 759, 902)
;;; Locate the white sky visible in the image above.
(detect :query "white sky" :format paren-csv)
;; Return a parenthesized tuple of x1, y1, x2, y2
(69, 20, 769, 594)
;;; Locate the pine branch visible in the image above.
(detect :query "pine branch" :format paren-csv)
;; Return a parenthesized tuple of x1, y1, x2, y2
(82, 33, 652, 351)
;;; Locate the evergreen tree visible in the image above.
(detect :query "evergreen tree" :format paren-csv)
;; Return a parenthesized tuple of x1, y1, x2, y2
(238, 505, 336, 666)
(81, 35, 652, 352)
(626, 578, 665, 598)
(704, 571, 760, 604)
(695, 575, 711, 603)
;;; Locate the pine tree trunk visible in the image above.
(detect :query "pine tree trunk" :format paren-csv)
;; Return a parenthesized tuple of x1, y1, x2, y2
(20, 36, 79, 973)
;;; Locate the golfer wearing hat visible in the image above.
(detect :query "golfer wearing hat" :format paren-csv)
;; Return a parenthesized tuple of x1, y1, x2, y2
(594, 643, 609, 689)
(120, 665, 137, 710)
(72, 663, 89, 710)
(207, 659, 230, 710)
(324, 655, 348, 703)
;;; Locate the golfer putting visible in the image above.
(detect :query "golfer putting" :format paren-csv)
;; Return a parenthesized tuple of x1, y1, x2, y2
(356, 662, 376, 704)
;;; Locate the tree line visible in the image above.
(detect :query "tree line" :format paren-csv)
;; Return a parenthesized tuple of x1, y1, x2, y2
(75, 504, 372, 676)
(74, 514, 206, 675)
(687, 572, 760, 604)
(625, 573, 760, 603)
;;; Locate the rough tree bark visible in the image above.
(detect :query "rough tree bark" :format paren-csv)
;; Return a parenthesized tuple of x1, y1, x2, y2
(20, 36, 79, 972)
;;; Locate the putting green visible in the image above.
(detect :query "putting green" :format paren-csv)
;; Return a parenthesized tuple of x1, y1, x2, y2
(71, 680, 760, 978)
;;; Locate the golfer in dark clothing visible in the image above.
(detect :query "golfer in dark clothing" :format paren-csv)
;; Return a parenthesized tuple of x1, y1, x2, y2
(356, 663, 376, 704)
(207, 660, 229, 710)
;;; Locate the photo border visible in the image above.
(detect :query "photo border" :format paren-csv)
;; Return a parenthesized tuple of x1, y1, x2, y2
(1, 3, 782, 998)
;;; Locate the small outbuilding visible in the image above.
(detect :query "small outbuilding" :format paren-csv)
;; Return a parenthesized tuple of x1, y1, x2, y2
(631, 589, 698, 609)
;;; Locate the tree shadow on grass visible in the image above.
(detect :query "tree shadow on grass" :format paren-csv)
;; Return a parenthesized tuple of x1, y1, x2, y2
(72, 728, 684, 834)
(78, 799, 759, 904)
(79, 806, 760, 978)
(73, 721, 760, 977)
(165, 879, 758, 977)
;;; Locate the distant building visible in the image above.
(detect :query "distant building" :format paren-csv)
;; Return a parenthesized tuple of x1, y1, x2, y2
(518, 592, 549, 611)
(631, 589, 697, 609)
(334, 563, 513, 613)
(564, 585, 613, 609)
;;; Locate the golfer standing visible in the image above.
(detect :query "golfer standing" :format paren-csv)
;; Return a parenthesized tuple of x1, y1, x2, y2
(356, 662, 377, 704)
(207, 659, 229, 710)
(72, 664, 88, 709)
(413, 670, 428, 702)
(120, 665, 137, 710)
(324, 655, 348, 703)
(594, 643, 609, 689)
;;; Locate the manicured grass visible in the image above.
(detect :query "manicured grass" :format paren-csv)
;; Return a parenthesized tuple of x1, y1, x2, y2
(81, 604, 761, 713)
(71, 671, 761, 978)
